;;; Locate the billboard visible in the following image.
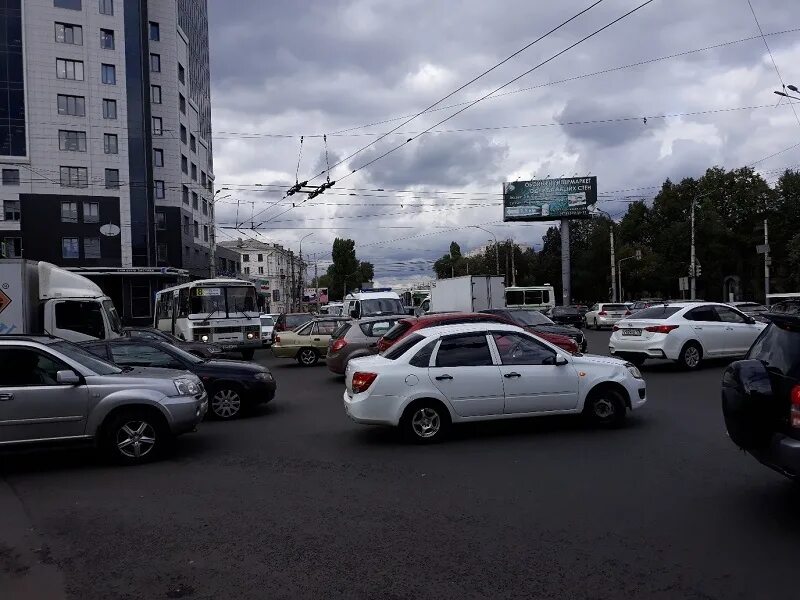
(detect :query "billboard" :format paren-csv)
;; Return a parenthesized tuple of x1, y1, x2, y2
(304, 288, 329, 304)
(503, 176, 598, 221)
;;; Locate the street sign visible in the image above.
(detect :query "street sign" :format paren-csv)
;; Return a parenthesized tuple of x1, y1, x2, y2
(0, 288, 11, 315)
(679, 277, 689, 291)
(765, 257, 772, 267)
(502, 177, 598, 221)
(756, 244, 770, 254)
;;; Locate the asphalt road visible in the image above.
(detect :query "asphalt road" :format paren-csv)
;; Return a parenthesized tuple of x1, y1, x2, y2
(2, 329, 799, 599)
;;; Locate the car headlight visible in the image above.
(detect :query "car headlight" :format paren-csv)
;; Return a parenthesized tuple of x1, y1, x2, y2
(174, 377, 200, 396)
(201, 334, 209, 343)
(626, 364, 643, 380)
(247, 332, 255, 340)
(254, 371, 273, 382)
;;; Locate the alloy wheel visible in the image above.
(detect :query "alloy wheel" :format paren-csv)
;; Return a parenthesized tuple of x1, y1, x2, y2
(299, 349, 317, 365)
(116, 421, 157, 459)
(684, 346, 700, 368)
(411, 407, 441, 438)
(592, 397, 615, 420)
(212, 389, 242, 418)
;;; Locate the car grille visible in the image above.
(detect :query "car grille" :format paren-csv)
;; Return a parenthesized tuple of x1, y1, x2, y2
(215, 326, 241, 334)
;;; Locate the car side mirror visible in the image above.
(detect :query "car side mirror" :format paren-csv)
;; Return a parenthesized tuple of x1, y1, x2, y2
(747, 317, 757, 325)
(56, 370, 81, 385)
(554, 354, 569, 366)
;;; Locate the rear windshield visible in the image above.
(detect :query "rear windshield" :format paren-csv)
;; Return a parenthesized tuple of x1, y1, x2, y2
(286, 314, 313, 329)
(359, 319, 398, 337)
(747, 321, 800, 379)
(631, 306, 681, 319)
(505, 310, 552, 326)
(332, 322, 351, 340)
(553, 307, 579, 315)
(383, 333, 424, 360)
(382, 320, 413, 341)
(601, 304, 627, 311)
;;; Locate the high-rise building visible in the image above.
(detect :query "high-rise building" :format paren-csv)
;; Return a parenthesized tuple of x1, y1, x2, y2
(0, 0, 215, 323)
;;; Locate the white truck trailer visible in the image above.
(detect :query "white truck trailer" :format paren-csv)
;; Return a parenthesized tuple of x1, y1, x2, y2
(0, 259, 123, 342)
(428, 276, 506, 313)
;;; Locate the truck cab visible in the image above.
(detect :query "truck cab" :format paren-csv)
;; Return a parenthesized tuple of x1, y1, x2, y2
(343, 289, 405, 319)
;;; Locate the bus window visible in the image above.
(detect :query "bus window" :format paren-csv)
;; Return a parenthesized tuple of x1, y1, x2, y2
(506, 290, 524, 305)
(190, 288, 224, 315)
(542, 290, 550, 304)
(178, 288, 190, 318)
(525, 290, 543, 305)
(227, 286, 257, 314)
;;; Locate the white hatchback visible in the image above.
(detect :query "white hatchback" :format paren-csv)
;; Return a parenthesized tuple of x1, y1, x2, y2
(609, 302, 766, 369)
(343, 322, 646, 443)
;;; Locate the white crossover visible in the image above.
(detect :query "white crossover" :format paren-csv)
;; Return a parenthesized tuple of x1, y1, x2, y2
(609, 302, 766, 369)
(343, 322, 646, 443)
(584, 303, 630, 329)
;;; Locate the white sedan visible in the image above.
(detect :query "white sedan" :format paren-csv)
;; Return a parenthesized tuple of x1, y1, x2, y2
(584, 303, 631, 329)
(608, 302, 766, 369)
(343, 322, 646, 443)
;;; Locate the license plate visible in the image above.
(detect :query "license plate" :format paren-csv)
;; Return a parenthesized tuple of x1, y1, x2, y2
(621, 328, 642, 336)
(221, 344, 238, 350)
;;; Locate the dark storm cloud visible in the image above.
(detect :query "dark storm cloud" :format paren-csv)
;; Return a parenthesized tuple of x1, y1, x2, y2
(555, 97, 664, 147)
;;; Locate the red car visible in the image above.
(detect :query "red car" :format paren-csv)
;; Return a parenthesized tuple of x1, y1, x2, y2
(377, 312, 579, 354)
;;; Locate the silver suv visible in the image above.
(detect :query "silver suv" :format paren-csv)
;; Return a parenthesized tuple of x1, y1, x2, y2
(0, 336, 208, 464)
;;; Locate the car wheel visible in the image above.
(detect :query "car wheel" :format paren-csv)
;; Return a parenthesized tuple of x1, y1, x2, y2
(297, 347, 319, 366)
(593, 318, 599, 330)
(102, 409, 168, 465)
(626, 355, 646, 367)
(583, 388, 627, 427)
(241, 349, 255, 361)
(210, 385, 243, 420)
(678, 342, 702, 370)
(401, 401, 450, 443)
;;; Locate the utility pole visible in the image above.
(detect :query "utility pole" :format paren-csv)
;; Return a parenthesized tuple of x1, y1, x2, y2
(314, 260, 319, 313)
(505, 241, 510, 287)
(764, 218, 770, 305)
(561, 219, 571, 306)
(690, 198, 696, 300)
(510, 238, 516, 286)
(609, 226, 617, 302)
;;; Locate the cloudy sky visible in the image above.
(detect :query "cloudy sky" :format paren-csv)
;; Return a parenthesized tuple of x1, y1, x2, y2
(206, 0, 799, 287)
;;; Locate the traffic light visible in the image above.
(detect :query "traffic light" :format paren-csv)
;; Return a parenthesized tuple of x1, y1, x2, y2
(695, 262, 702, 277)
(688, 264, 695, 277)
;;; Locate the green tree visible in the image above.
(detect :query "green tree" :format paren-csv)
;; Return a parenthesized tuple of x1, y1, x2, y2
(326, 238, 360, 300)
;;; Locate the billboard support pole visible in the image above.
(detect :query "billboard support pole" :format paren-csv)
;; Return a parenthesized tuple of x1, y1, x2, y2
(561, 218, 570, 306)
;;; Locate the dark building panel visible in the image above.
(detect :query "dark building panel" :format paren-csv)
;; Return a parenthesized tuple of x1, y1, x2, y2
(155, 206, 184, 267)
(18, 194, 121, 266)
(0, 0, 25, 156)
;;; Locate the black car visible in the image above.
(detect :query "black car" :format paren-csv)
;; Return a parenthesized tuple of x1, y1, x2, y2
(549, 306, 584, 328)
(721, 314, 800, 479)
(768, 299, 800, 315)
(480, 308, 587, 352)
(123, 326, 223, 359)
(81, 338, 276, 420)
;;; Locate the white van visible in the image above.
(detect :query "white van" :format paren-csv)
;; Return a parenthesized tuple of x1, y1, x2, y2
(343, 289, 405, 319)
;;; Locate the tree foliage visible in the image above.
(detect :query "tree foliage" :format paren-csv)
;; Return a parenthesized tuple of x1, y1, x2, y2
(324, 238, 375, 301)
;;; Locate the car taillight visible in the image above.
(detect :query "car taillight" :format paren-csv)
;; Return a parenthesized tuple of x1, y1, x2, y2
(331, 339, 347, 353)
(275, 335, 281, 343)
(612, 325, 620, 332)
(791, 385, 800, 429)
(352, 371, 377, 394)
(599, 311, 607, 316)
(644, 324, 679, 334)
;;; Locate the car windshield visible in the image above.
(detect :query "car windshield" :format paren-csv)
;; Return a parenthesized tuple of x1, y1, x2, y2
(103, 300, 123, 335)
(361, 298, 404, 316)
(227, 286, 258, 315)
(260, 316, 275, 326)
(631, 306, 681, 319)
(507, 310, 553, 326)
(52, 341, 122, 375)
(383, 333, 425, 360)
(747, 320, 800, 379)
(164, 343, 204, 364)
(737, 303, 767, 313)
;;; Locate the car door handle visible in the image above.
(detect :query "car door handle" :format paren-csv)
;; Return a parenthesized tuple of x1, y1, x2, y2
(435, 375, 453, 381)
(504, 372, 521, 379)
(313, 338, 320, 341)
(0, 393, 13, 401)
(694, 326, 703, 330)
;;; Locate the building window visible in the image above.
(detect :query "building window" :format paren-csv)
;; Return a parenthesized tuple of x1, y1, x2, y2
(181, 155, 188, 174)
(103, 133, 118, 154)
(182, 185, 189, 204)
(179, 94, 186, 114)
(101, 63, 116, 84)
(193, 220, 199, 238)
(59, 130, 87, 152)
(189, 134, 196, 152)
(180, 125, 187, 143)
(258, 266, 264, 275)
(154, 180, 165, 199)
(202, 199, 208, 215)
(60, 166, 88, 187)
(57, 94, 85, 116)
(55, 0, 82, 10)
(203, 225, 208, 242)
(191, 163, 197, 181)
(149, 21, 160, 41)
(150, 53, 161, 72)
(61, 201, 78, 223)
(62, 237, 80, 259)
(105, 168, 119, 189)
(244, 267, 250, 275)
(84, 237, 101, 259)
(157, 243, 167, 262)
(153, 148, 164, 167)
(183, 215, 190, 233)
(99, 0, 113, 15)
(55, 22, 83, 45)
(192, 192, 198, 209)
(57, 58, 84, 80)
(2, 169, 20, 186)
(243, 254, 250, 262)
(152, 116, 162, 135)
(83, 201, 99, 223)
(102, 98, 117, 119)
(178, 63, 185, 84)
(3, 200, 20, 221)
(156, 211, 166, 230)
(100, 29, 114, 50)
(150, 84, 161, 103)
(1, 237, 21, 258)
(201, 171, 207, 186)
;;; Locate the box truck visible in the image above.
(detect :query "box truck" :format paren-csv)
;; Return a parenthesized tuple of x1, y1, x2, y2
(428, 276, 506, 313)
(0, 259, 123, 342)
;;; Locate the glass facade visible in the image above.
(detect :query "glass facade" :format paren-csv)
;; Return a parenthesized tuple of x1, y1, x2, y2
(0, 0, 25, 156)
(177, 0, 212, 168)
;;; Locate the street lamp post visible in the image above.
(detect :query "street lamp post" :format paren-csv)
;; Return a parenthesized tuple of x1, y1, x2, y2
(617, 255, 637, 303)
(209, 187, 230, 277)
(472, 225, 499, 276)
(690, 190, 713, 300)
(592, 208, 617, 302)
(298, 233, 314, 311)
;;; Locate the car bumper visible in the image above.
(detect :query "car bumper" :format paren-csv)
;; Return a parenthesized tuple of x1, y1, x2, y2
(594, 316, 622, 327)
(241, 380, 277, 405)
(751, 433, 800, 479)
(162, 392, 208, 434)
(343, 390, 400, 426)
(327, 353, 346, 374)
(609, 334, 680, 360)
(216, 340, 262, 352)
